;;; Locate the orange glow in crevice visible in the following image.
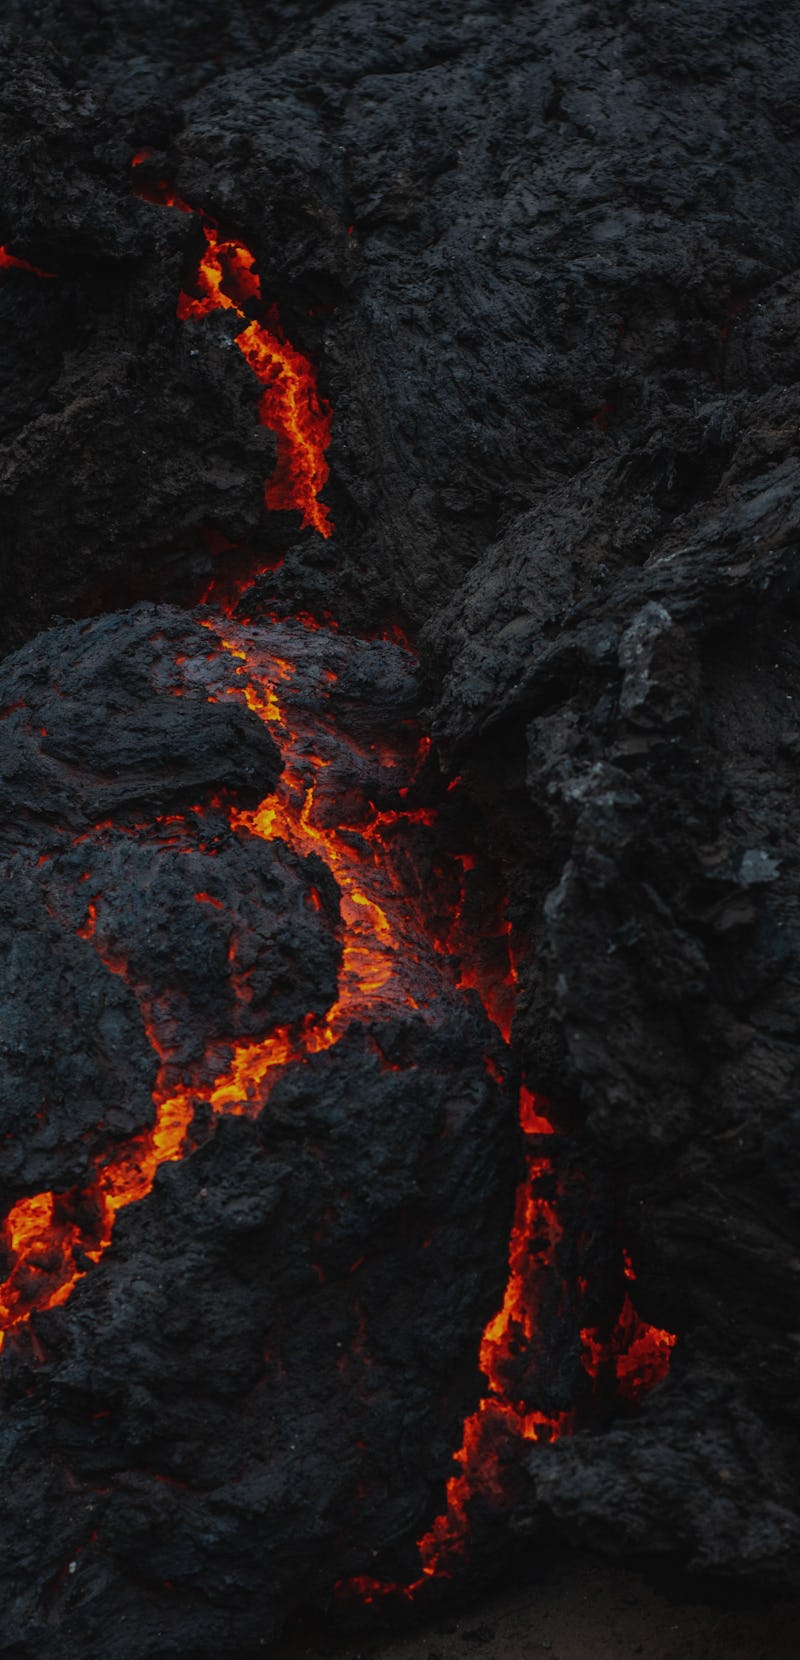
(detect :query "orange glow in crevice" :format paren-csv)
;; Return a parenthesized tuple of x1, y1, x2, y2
(132, 156, 333, 537)
(580, 1292, 677, 1407)
(0, 1061, 197, 1346)
(339, 1092, 676, 1603)
(337, 1106, 576, 1602)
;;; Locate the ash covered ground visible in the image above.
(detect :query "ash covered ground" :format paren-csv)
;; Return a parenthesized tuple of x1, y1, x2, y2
(0, 2, 799, 1656)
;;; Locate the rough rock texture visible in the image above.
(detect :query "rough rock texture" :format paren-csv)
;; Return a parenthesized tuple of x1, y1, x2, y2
(0, 879, 157, 1208)
(0, 608, 281, 834)
(0, 0, 799, 1648)
(514, 1373, 800, 1585)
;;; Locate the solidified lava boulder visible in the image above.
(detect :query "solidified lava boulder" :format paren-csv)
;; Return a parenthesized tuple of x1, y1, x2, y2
(0, 606, 281, 1207)
(513, 1373, 800, 1586)
(0, 607, 282, 833)
(0, 878, 157, 1210)
(0, 1023, 512, 1659)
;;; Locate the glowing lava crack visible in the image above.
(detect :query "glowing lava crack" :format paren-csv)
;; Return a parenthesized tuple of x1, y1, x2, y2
(132, 152, 333, 537)
(0, 625, 460, 1348)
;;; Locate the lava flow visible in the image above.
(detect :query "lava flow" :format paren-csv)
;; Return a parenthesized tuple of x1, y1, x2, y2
(0, 246, 55, 278)
(0, 629, 456, 1348)
(0, 159, 676, 1606)
(132, 151, 332, 536)
(339, 1077, 675, 1602)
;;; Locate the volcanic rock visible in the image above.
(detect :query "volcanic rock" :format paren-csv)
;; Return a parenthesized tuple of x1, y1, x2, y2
(0, 0, 799, 1649)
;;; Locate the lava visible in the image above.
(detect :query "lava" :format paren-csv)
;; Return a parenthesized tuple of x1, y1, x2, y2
(335, 1119, 571, 1601)
(0, 247, 55, 279)
(0, 629, 480, 1348)
(581, 1293, 676, 1406)
(337, 1097, 676, 1602)
(0, 158, 676, 1606)
(132, 155, 332, 536)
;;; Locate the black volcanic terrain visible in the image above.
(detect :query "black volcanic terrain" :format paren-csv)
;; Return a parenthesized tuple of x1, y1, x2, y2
(0, 3, 798, 1657)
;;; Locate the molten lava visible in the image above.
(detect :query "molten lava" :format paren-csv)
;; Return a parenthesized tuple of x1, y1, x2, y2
(338, 1082, 675, 1601)
(132, 153, 332, 536)
(0, 632, 454, 1348)
(581, 1293, 676, 1406)
(0, 247, 55, 278)
(0, 158, 676, 1605)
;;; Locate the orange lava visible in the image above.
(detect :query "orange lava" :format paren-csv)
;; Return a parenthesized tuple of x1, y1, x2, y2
(518, 1084, 555, 1135)
(407, 1138, 575, 1586)
(132, 157, 332, 535)
(222, 629, 448, 1049)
